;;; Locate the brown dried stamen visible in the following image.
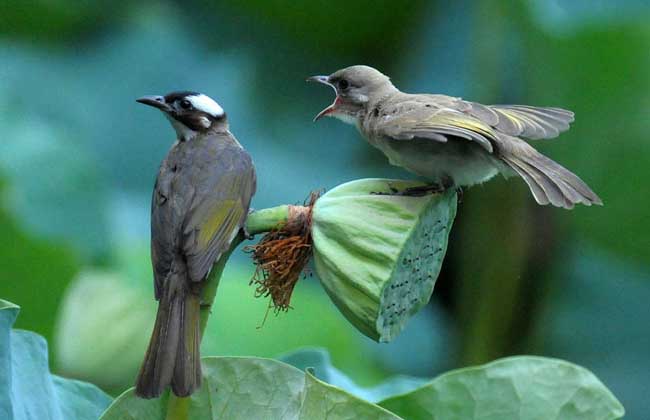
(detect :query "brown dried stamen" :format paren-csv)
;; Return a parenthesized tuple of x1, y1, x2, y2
(245, 192, 320, 312)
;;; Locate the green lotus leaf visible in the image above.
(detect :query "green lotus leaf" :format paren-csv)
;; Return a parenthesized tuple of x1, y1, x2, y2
(99, 356, 400, 420)
(0, 299, 112, 419)
(311, 179, 457, 342)
(55, 270, 155, 392)
(378, 356, 625, 420)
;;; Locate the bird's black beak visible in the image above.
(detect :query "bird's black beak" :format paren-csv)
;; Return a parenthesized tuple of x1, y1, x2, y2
(306, 75, 338, 121)
(136, 95, 170, 111)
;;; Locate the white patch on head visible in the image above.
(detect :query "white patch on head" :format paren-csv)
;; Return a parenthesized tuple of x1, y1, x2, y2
(187, 94, 224, 117)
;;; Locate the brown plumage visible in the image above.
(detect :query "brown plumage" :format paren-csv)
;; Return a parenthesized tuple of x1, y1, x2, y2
(308, 65, 601, 209)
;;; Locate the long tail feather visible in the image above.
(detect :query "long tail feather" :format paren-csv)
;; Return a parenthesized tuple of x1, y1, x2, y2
(500, 141, 602, 209)
(171, 293, 201, 397)
(135, 265, 202, 398)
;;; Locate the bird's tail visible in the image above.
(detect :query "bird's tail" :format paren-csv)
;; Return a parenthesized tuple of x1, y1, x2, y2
(135, 265, 202, 399)
(500, 138, 602, 209)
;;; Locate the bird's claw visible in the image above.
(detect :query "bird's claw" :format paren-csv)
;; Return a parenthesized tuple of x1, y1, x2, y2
(379, 184, 446, 197)
(243, 227, 254, 240)
(455, 187, 464, 204)
(370, 183, 402, 195)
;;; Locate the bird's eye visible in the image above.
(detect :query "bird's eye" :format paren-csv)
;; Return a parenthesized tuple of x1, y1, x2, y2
(338, 79, 349, 90)
(179, 99, 192, 109)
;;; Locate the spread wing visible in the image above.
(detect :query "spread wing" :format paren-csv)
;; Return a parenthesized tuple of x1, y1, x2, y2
(182, 146, 256, 283)
(373, 94, 574, 149)
(373, 95, 497, 153)
(466, 102, 574, 140)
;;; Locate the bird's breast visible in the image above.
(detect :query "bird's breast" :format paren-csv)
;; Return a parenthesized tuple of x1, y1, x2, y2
(372, 136, 501, 187)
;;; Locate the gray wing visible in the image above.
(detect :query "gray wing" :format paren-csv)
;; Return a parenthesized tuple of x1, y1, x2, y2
(372, 95, 497, 153)
(151, 135, 255, 298)
(372, 94, 573, 151)
(151, 157, 180, 300)
(180, 137, 256, 283)
(465, 102, 574, 140)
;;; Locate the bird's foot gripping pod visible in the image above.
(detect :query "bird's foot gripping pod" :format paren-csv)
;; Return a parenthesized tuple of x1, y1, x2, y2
(247, 178, 457, 342)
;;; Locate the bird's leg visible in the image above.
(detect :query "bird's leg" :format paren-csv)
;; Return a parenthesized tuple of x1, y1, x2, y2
(397, 176, 452, 196)
(393, 183, 446, 197)
(456, 187, 464, 204)
(242, 208, 255, 239)
(242, 227, 254, 240)
(370, 183, 400, 196)
(371, 177, 453, 197)
(370, 182, 446, 197)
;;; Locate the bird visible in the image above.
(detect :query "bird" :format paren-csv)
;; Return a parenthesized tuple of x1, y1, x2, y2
(307, 65, 601, 209)
(134, 91, 256, 398)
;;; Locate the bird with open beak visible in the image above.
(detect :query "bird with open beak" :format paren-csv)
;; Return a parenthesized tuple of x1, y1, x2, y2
(307, 65, 601, 209)
(134, 91, 256, 398)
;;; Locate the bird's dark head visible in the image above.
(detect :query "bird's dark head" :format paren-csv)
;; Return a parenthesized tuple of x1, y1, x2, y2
(307, 65, 396, 123)
(136, 91, 227, 141)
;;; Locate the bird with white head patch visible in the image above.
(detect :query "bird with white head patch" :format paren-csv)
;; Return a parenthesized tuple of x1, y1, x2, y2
(134, 90, 255, 398)
(136, 91, 227, 142)
(186, 93, 224, 117)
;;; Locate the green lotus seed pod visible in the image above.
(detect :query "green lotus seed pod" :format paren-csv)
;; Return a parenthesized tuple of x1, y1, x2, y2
(311, 179, 457, 342)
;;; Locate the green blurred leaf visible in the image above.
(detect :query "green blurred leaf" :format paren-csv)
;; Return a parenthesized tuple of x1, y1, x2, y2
(532, 246, 650, 418)
(0, 1, 109, 40)
(54, 270, 156, 392)
(0, 299, 111, 420)
(55, 262, 382, 394)
(379, 356, 624, 420)
(218, 0, 426, 56)
(280, 347, 427, 403)
(0, 115, 109, 256)
(100, 357, 399, 420)
(522, 17, 650, 263)
(0, 196, 79, 351)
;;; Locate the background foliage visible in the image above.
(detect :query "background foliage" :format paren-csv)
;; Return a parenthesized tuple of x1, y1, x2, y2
(0, 0, 648, 418)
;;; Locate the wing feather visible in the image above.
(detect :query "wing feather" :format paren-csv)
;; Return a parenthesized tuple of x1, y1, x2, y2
(374, 98, 497, 153)
(471, 104, 574, 140)
(183, 152, 255, 283)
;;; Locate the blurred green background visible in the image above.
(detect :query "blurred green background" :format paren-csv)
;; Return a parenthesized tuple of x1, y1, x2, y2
(1, 0, 648, 418)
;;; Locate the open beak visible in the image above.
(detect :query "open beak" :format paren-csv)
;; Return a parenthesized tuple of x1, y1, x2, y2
(136, 95, 170, 112)
(306, 75, 338, 122)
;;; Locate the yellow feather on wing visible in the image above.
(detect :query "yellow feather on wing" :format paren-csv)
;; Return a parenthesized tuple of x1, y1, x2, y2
(197, 199, 243, 248)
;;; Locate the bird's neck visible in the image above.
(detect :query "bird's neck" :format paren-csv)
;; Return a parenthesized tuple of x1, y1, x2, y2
(359, 87, 399, 124)
(369, 86, 399, 108)
(172, 120, 230, 143)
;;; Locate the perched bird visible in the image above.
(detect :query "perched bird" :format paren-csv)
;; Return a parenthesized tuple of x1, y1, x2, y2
(308, 65, 601, 208)
(134, 91, 256, 398)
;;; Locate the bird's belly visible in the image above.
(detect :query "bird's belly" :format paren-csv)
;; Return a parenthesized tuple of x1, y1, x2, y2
(376, 137, 501, 187)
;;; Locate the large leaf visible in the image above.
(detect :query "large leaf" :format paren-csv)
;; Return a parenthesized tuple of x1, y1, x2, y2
(379, 356, 624, 420)
(280, 347, 427, 403)
(532, 246, 650, 419)
(0, 299, 111, 420)
(100, 357, 399, 419)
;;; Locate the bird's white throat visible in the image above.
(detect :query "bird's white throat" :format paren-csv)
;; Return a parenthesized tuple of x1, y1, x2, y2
(332, 112, 359, 126)
(166, 114, 198, 142)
